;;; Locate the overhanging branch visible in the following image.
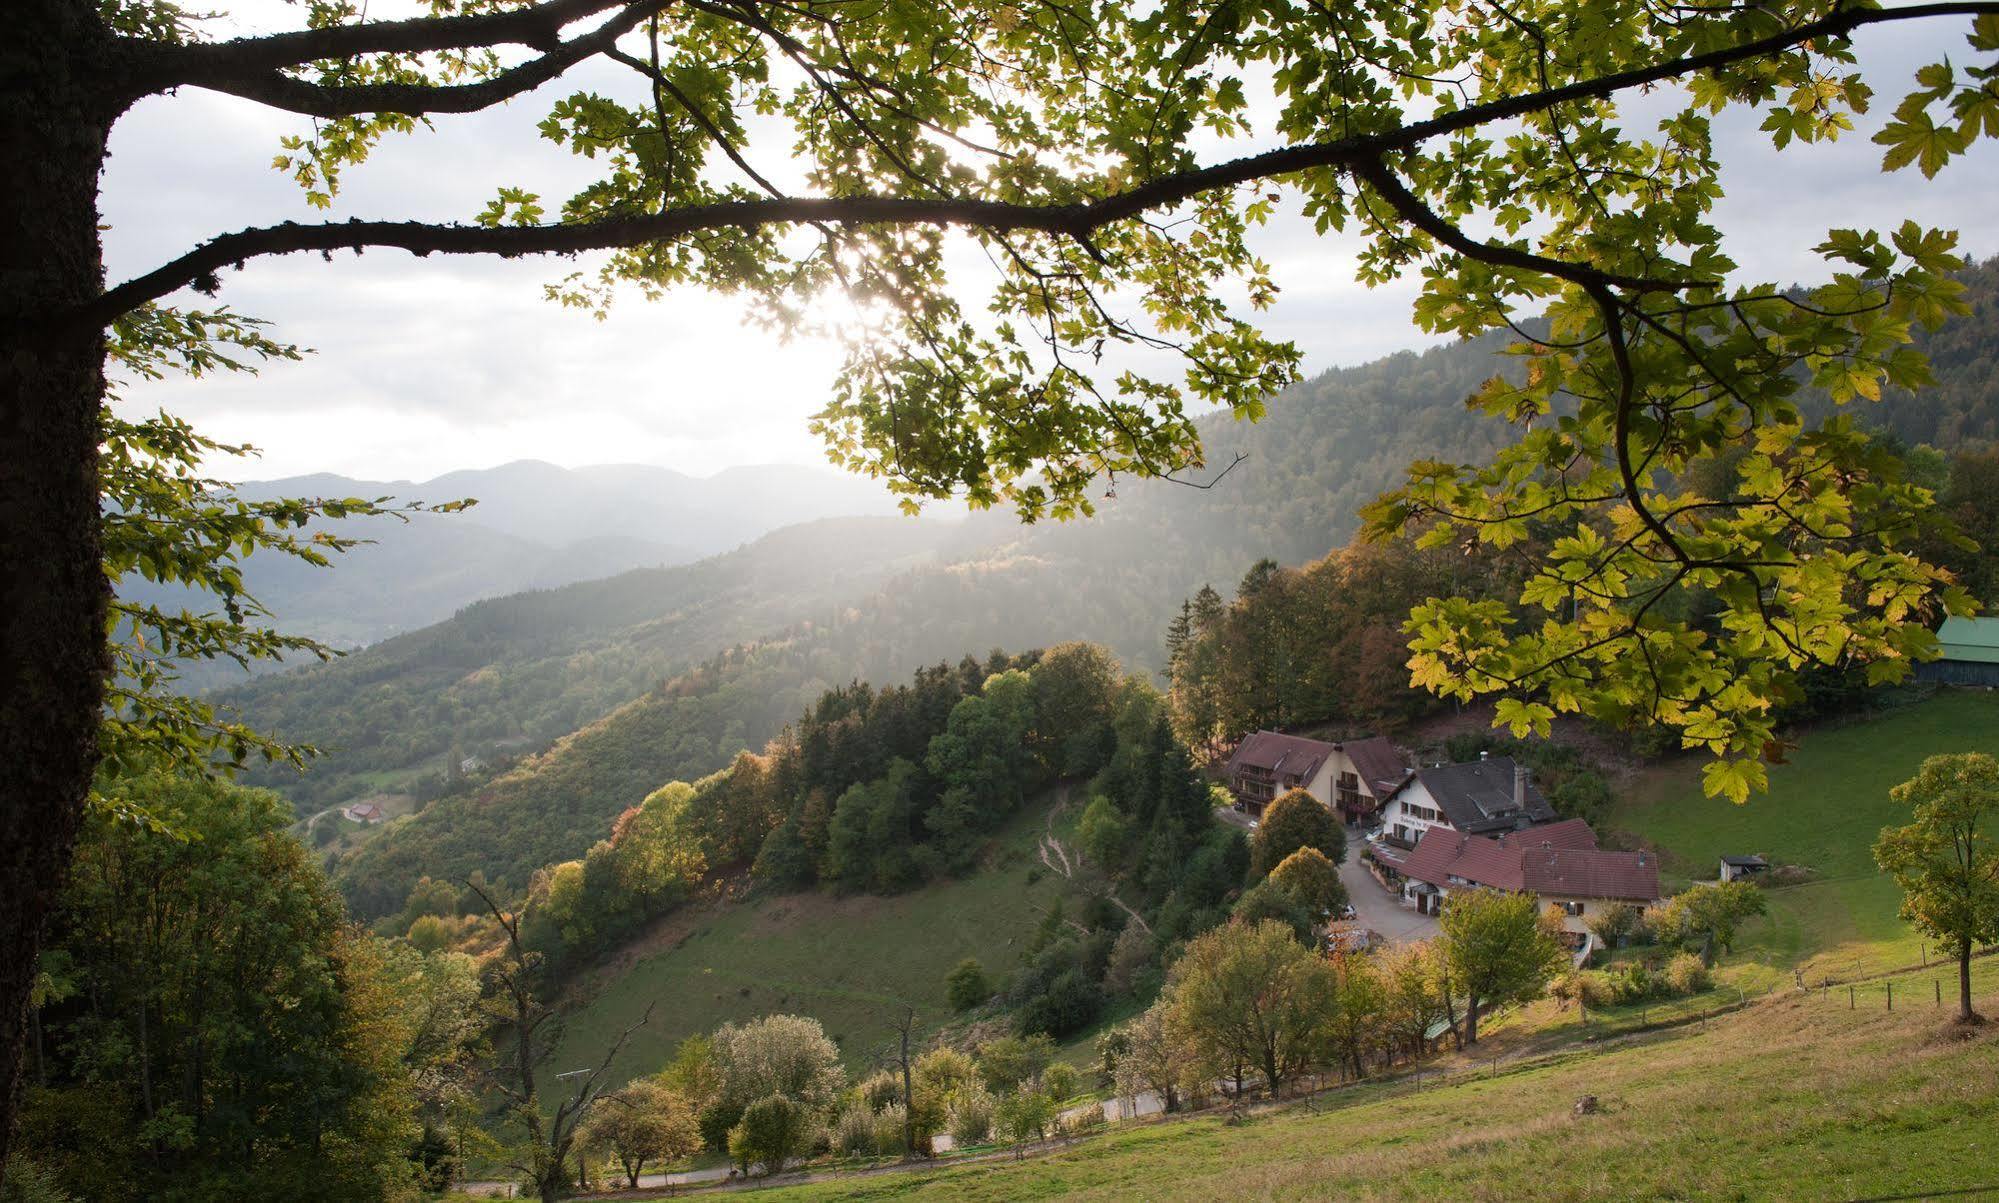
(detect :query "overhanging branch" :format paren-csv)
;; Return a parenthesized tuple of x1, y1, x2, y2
(184, 3, 661, 118)
(77, 0, 1999, 330)
(128, 0, 659, 94)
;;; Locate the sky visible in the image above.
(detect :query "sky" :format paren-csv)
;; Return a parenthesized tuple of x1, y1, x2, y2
(101, 11, 1999, 486)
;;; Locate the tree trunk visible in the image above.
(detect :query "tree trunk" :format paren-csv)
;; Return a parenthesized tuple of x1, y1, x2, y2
(0, 0, 117, 1164)
(1962, 942, 1978, 1023)
(1463, 995, 1481, 1046)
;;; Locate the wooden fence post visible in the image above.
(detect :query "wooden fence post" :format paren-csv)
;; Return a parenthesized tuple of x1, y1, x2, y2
(1849, 986, 1855, 1009)
(1936, 979, 1943, 1008)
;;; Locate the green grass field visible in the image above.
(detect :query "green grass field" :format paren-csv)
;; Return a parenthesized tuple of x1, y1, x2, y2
(760, 961, 1999, 1202)
(1606, 687, 1999, 985)
(548, 802, 1068, 1090)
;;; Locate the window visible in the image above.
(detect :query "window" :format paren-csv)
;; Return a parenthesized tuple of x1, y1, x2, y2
(1563, 901, 1586, 916)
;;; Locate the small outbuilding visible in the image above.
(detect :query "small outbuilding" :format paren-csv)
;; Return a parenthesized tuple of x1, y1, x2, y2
(1719, 854, 1768, 883)
(1916, 616, 1999, 686)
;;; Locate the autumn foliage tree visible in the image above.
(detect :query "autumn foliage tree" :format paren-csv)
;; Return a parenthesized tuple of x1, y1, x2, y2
(6, 0, 1999, 1160)
(1251, 790, 1346, 879)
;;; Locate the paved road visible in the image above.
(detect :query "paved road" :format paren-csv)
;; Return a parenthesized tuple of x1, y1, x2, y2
(1338, 843, 1438, 947)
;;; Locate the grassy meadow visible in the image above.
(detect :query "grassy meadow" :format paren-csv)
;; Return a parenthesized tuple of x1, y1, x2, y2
(761, 961, 1999, 1202)
(548, 802, 1068, 1090)
(1605, 687, 1999, 986)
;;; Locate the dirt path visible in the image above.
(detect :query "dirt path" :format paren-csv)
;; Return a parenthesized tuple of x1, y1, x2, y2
(1036, 790, 1151, 935)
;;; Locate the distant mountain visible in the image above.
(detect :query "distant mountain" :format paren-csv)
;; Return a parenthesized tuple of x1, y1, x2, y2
(247, 459, 903, 554)
(122, 458, 905, 665)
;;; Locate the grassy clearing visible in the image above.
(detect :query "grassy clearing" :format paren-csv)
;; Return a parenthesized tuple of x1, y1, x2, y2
(1607, 688, 1999, 983)
(757, 964, 1999, 1202)
(549, 803, 1067, 1089)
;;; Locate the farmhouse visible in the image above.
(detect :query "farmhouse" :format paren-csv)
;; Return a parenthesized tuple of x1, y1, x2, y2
(1224, 731, 1410, 819)
(1393, 820, 1662, 931)
(343, 801, 383, 823)
(1915, 615, 1999, 686)
(1374, 754, 1558, 847)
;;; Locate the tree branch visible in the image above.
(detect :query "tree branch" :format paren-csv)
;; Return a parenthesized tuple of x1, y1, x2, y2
(179, 3, 664, 118)
(77, 0, 1999, 329)
(129, 0, 659, 93)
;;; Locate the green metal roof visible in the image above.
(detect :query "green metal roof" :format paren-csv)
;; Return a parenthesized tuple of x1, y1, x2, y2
(1937, 616, 1999, 664)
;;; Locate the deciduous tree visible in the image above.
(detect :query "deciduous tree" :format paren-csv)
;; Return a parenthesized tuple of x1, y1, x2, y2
(578, 1078, 701, 1189)
(1166, 919, 1339, 1096)
(1876, 752, 1999, 1022)
(1438, 890, 1565, 1045)
(1252, 790, 1346, 879)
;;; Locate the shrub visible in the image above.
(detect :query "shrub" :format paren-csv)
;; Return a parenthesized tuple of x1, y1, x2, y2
(871, 1102, 910, 1156)
(1059, 1106, 1107, 1137)
(976, 1034, 1054, 1095)
(1585, 901, 1643, 949)
(833, 1104, 876, 1157)
(946, 957, 992, 1012)
(947, 1086, 994, 1146)
(728, 1094, 814, 1177)
(1103, 923, 1155, 997)
(1014, 969, 1103, 1039)
(1664, 952, 1712, 995)
(995, 1090, 1055, 1145)
(857, 1070, 901, 1114)
(1041, 1061, 1078, 1104)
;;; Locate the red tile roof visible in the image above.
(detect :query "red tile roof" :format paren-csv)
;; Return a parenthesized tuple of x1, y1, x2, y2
(1339, 736, 1409, 797)
(1401, 821, 1660, 902)
(1498, 818, 1599, 853)
(1519, 846, 1661, 902)
(1225, 730, 1336, 783)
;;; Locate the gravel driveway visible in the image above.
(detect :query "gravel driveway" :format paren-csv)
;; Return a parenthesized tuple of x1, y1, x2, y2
(1338, 846, 1438, 947)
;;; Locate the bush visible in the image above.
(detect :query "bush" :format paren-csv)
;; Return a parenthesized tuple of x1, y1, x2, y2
(1102, 923, 1155, 997)
(947, 1087, 994, 1146)
(946, 957, 992, 1012)
(1585, 901, 1644, 949)
(1059, 1106, 1107, 1137)
(727, 1094, 813, 1176)
(1664, 952, 1712, 995)
(995, 1090, 1055, 1145)
(871, 1102, 910, 1156)
(833, 1104, 876, 1157)
(1041, 1061, 1078, 1104)
(857, 1070, 901, 1114)
(1014, 969, 1103, 1039)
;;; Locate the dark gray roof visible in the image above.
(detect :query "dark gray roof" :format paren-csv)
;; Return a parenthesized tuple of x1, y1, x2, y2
(1721, 854, 1769, 867)
(1401, 757, 1557, 834)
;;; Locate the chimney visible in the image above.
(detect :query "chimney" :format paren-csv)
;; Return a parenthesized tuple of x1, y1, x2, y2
(1514, 762, 1528, 810)
(1637, 851, 1647, 866)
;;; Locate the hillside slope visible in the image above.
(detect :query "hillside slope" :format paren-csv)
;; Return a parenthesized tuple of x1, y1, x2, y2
(233, 516, 957, 815)
(763, 972, 1999, 1201)
(546, 802, 1067, 1091)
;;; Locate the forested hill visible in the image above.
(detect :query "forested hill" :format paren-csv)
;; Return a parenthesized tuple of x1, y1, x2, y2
(267, 259, 1999, 912)
(232, 515, 960, 813)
